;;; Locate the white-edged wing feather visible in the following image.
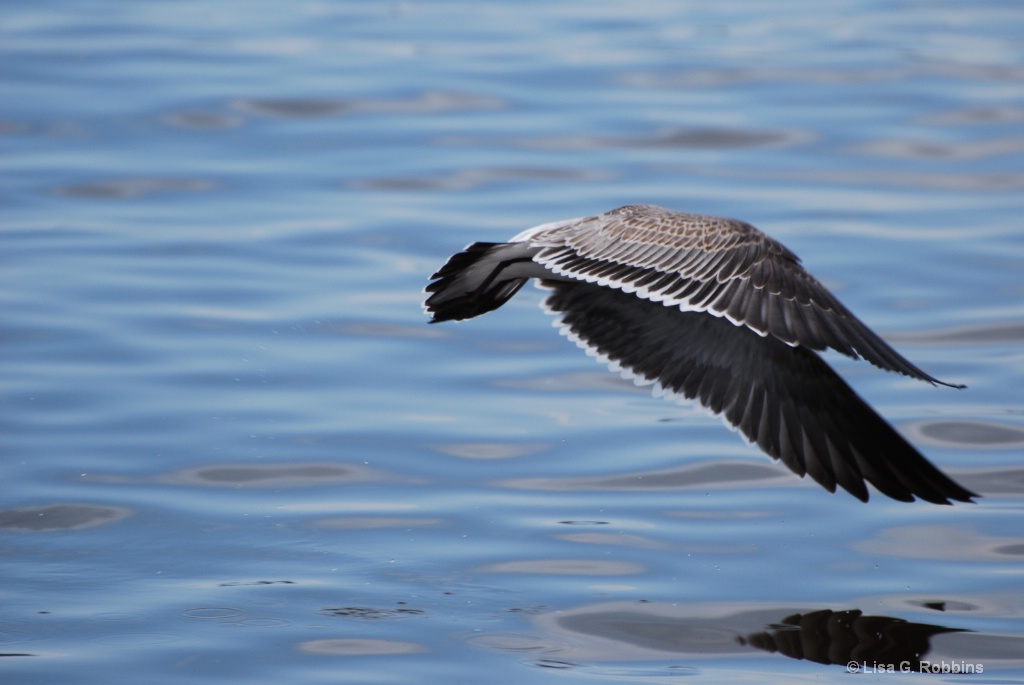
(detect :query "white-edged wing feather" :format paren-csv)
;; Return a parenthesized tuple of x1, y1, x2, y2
(522, 205, 960, 387)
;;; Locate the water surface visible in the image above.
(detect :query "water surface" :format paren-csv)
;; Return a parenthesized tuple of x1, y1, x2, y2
(3, 1, 1024, 682)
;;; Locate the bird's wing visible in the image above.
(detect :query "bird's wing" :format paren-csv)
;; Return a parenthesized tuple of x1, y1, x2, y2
(527, 204, 959, 387)
(540, 278, 975, 504)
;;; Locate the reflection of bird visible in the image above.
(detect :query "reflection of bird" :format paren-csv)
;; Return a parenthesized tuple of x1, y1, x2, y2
(424, 204, 975, 504)
(739, 608, 965, 671)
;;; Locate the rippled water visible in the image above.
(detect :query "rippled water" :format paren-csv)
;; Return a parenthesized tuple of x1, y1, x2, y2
(3, 1, 1024, 682)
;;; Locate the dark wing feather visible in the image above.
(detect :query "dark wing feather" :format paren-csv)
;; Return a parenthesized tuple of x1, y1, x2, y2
(541, 279, 975, 504)
(529, 205, 961, 388)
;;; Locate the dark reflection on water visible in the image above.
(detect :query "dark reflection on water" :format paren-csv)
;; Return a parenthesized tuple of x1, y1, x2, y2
(232, 98, 353, 118)
(232, 91, 503, 119)
(501, 460, 790, 492)
(959, 468, 1024, 497)
(53, 178, 216, 199)
(925, 105, 1024, 125)
(739, 609, 963, 672)
(160, 110, 244, 130)
(520, 600, 1024, 672)
(355, 166, 606, 192)
(441, 126, 806, 152)
(621, 63, 1024, 91)
(900, 321, 1024, 345)
(298, 638, 427, 656)
(0, 504, 131, 531)
(858, 137, 1024, 161)
(320, 605, 426, 619)
(162, 462, 383, 487)
(621, 127, 800, 149)
(910, 420, 1024, 447)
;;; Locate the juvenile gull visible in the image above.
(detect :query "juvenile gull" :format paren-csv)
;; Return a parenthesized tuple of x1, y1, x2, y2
(424, 204, 975, 504)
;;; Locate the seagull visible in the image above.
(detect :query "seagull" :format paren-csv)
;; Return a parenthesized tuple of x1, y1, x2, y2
(424, 204, 975, 504)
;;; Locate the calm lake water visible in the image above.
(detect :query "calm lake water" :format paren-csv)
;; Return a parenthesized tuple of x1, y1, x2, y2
(3, 1, 1024, 682)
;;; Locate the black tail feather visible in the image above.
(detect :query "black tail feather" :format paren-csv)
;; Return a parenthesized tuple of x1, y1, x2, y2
(424, 242, 531, 323)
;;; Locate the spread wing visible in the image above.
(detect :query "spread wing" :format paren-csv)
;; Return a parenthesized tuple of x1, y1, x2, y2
(526, 205, 961, 388)
(541, 278, 975, 504)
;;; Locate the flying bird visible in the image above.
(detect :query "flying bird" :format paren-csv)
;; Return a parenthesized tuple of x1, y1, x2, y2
(424, 204, 974, 504)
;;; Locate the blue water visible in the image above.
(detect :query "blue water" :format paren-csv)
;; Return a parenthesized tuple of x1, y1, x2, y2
(3, 1, 1024, 682)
